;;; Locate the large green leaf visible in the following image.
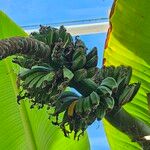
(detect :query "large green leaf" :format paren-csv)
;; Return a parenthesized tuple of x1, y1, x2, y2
(103, 0, 150, 149)
(0, 11, 90, 150)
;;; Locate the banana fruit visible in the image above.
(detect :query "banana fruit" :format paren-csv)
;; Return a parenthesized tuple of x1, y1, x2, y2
(85, 47, 98, 68)
(74, 69, 87, 81)
(100, 77, 118, 91)
(89, 91, 100, 108)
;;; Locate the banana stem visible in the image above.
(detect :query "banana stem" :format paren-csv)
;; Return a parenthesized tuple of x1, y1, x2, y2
(71, 79, 150, 147)
(69, 79, 97, 96)
(0, 37, 51, 60)
(105, 108, 150, 147)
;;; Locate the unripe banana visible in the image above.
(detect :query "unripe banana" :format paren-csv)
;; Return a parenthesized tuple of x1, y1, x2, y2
(23, 72, 42, 88)
(72, 55, 86, 70)
(74, 68, 87, 81)
(28, 74, 45, 89)
(32, 65, 54, 71)
(75, 98, 84, 115)
(19, 66, 50, 80)
(80, 79, 98, 94)
(87, 67, 98, 78)
(85, 55, 98, 68)
(96, 106, 106, 121)
(100, 77, 118, 91)
(46, 27, 54, 47)
(128, 82, 140, 101)
(83, 96, 91, 114)
(63, 33, 73, 48)
(118, 83, 140, 106)
(41, 72, 55, 88)
(90, 91, 100, 108)
(113, 66, 123, 79)
(106, 66, 115, 77)
(63, 67, 74, 81)
(105, 96, 115, 109)
(124, 66, 132, 85)
(59, 25, 67, 42)
(58, 91, 79, 100)
(35, 73, 51, 88)
(72, 47, 85, 61)
(97, 85, 112, 97)
(52, 29, 60, 43)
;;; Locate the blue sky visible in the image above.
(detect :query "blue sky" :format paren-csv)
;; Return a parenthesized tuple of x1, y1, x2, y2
(0, 0, 113, 149)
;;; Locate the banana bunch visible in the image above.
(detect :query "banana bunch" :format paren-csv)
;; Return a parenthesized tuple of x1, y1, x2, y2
(0, 24, 141, 140)
(95, 66, 140, 106)
(71, 37, 87, 71)
(17, 65, 69, 108)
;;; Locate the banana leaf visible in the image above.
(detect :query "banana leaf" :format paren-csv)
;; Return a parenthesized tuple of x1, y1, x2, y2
(103, 0, 150, 149)
(0, 11, 90, 150)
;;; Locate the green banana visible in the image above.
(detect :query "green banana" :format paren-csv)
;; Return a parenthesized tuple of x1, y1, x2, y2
(59, 25, 67, 42)
(85, 55, 98, 68)
(118, 83, 140, 106)
(42, 72, 55, 84)
(63, 67, 74, 81)
(96, 105, 106, 121)
(113, 66, 123, 79)
(87, 67, 98, 78)
(35, 73, 51, 88)
(83, 96, 91, 114)
(74, 69, 87, 81)
(75, 98, 84, 115)
(97, 85, 112, 97)
(23, 72, 43, 88)
(52, 29, 60, 43)
(28, 74, 45, 89)
(124, 66, 132, 85)
(114, 66, 132, 96)
(31, 66, 54, 72)
(18, 69, 39, 80)
(100, 77, 118, 91)
(80, 79, 98, 94)
(90, 91, 100, 108)
(46, 28, 54, 47)
(63, 33, 73, 48)
(105, 96, 115, 109)
(128, 83, 140, 102)
(58, 91, 79, 100)
(106, 66, 115, 77)
(72, 47, 85, 61)
(72, 55, 86, 70)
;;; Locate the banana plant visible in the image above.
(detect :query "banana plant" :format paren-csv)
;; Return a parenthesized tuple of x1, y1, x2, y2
(0, 8, 148, 150)
(0, 0, 150, 149)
